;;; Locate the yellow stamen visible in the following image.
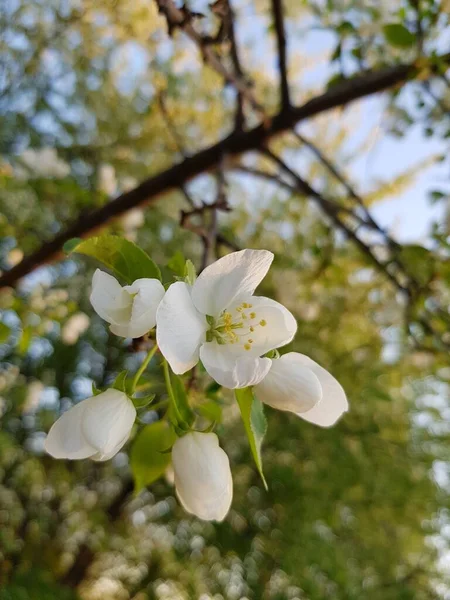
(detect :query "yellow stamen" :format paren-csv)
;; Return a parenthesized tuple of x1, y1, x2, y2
(244, 343, 251, 350)
(260, 319, 267, 327)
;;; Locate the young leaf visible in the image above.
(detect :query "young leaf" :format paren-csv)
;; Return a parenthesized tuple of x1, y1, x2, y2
(167, 251, 186, 277)
(69, 235, 161, 283)
(184, 259, 196, 285)
(91, 381, 103, 396)
(132, 393, 156, 409)
(112, 370, 129, 394)
(235, 387, 268, 490)
(130, 421, 176, 492)
(383, 24, 415, 48)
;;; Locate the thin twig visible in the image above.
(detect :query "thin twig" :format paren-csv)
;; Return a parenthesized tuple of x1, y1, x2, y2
(271, 0, 290, 109)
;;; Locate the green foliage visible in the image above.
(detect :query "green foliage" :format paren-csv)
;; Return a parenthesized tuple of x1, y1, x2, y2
(0, 0, 449, 597)
(382, 24, 416, 48)
(235, 387, 268, 490)
(69, 235, 161, 283)
(130, 421, 176, 492)
(0, 322, 11, 343)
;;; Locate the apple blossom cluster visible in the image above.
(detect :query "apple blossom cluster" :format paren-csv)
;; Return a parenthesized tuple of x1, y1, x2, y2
(45, 247, 348, 522)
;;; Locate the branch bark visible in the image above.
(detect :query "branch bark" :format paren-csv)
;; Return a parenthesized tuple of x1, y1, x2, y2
(1, 54, 449, 289)
(271, 0, 290, 109)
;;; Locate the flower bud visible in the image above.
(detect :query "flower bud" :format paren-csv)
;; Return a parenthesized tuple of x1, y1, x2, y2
(172, 432, 233, 521)
(44, 389, 136, 461)
(254, 352, 348, 427)
(90, 269, 165, 339)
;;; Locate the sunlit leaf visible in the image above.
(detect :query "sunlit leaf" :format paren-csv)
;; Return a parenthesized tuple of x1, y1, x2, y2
(68, 235, 161, 283)
(383, 23, 415, 48)
(235, 387, 268, 489)
(130, 420, 176, 492)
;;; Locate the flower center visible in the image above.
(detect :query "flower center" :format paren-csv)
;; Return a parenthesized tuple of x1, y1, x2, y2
(206, 302, 267, 350)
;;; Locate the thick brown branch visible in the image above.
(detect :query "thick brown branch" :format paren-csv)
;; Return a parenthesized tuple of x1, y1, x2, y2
(1, 55, 449, 289)
(271, 0, 290, 109)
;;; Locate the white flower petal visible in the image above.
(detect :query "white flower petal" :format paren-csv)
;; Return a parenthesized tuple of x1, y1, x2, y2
(44, 401, 97, 460)
(109, 321, 134, 337)
(81, 389, 136, 456)
(227, 296, 297, 357)
(156, 282, 207, 374)
(125, 278, 165, 337)
(191, 249, 273, 316)
(254, 352, 322, 414)
(172, 432, 233, 522)
(91, 432, 130, 461)
(294, 354, 348, 427)
(90, 269, 129, 323)
(200, 342, 272, 389)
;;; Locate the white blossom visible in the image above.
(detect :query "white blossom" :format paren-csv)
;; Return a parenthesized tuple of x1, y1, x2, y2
(90, 269, 165, 338)
(254, 352, 348, 427)
(44, 389, 136, 461)
(172, 432, 233, 521)
(62, 312, 90, 345)
(156, 249, 297, 389)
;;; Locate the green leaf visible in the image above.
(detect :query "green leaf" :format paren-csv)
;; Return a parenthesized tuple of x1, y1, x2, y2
(18, 325, 33, 355)
(398, 244, 435, 286)
(0, 323, 11, 343)
(197, 399, 223, 422)
(112, 370, 129, 394)
(63, 238, 82, 254)
(91, 382, 103, 396)
(130, 421, 176, 492)
(132, 393, 156, 409)
(167, 251, 186, 277)
(383, 24, 416, 48)
(235, 387, 268, 489)
(69, 235, 161, 283)
(184, 259, 196, 285)
(170, 374, 195, 429)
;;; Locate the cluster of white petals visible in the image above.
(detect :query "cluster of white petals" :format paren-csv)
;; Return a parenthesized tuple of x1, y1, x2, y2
(90, 269, 164, 339)
(156, 249, 297, 389)
(44, 247, 348, 523)
(44, 389, 136, 461)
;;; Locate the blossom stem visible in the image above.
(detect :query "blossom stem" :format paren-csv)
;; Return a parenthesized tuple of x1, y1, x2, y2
(162, 358, 176, 406)
(162, 358, 185, 428)
(131, 344, 158, 393)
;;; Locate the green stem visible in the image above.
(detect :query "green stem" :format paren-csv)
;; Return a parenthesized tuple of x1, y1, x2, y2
(162, 358, 176, 405)
(131, 344, 158, 393)
(162, 358, 185, 427)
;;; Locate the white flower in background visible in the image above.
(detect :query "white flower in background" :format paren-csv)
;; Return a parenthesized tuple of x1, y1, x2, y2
(19, 147, 70, 179)
(44, 389, 136, 461)
(90, 269, 165, 338)
(172, 432, 233, 521)
(120, 208, 145, 241)
(156, 249, 297, 389)
(23, 380, 44, 414)
(62, 312, 90, 345)
(254, 352, 348, 427)
(98, 164, 117, 196)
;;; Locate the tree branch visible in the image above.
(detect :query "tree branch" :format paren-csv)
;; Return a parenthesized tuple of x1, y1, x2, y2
(154, 0, 264, 116)
(1, 54, 449, 288)
(261, 147, 409, 294)
(271, 0, 290, 109)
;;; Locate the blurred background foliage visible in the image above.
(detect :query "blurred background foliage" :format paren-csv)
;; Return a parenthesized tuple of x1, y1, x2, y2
(0, 0, 450, 598)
